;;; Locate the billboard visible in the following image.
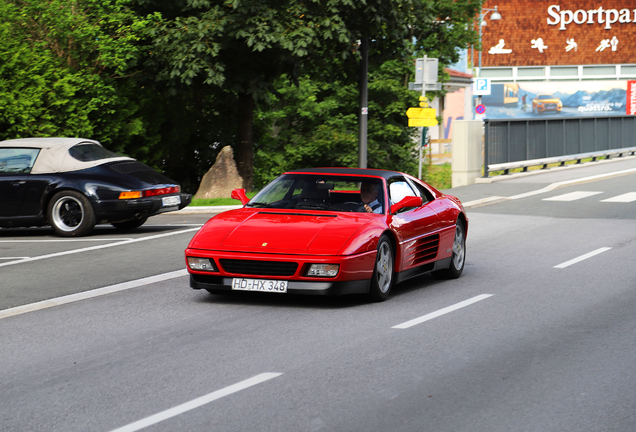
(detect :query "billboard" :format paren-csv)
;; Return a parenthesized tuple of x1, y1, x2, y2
(480, 81, 628, 119)
(478, 1, 636, 66)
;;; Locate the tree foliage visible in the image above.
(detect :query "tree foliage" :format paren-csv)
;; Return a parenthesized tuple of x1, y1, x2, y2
(0, 0, 149, 145)
(254, 59, 422, 188)
(0, 0, 482, 193)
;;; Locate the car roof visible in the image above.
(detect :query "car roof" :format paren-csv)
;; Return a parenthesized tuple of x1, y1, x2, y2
(284, 167, 404, 180)
(0, 137, 134, 174)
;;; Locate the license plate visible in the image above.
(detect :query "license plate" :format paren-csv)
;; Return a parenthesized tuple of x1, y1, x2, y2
(162, 195, 181, 207)
(232, 278, 288, 293)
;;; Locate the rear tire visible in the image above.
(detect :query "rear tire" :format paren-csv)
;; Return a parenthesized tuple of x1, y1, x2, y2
(369, 235, 394, 302)
(434, 219, 466, 279)
(47, 191, 96, 237)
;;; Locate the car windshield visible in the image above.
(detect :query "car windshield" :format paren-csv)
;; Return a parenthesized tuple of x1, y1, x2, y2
(68, 143, 121, 162)
(248, 174, 385, 214)
(538, 95, 555, 100)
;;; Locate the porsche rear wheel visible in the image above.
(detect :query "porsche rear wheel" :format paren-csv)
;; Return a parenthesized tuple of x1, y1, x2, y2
(369, 235, 394, 302)
(48, 191, 96, 237)
(434, 219, 466, 279)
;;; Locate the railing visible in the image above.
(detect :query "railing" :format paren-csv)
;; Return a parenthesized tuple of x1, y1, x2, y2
(484, 115, 636, 177)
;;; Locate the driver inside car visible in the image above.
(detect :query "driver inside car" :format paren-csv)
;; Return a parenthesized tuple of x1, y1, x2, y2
(360, 182, 383, 214)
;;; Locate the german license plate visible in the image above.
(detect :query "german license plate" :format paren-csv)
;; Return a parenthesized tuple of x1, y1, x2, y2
(232, 278, 288, 293)
(162, 195, 181, 207)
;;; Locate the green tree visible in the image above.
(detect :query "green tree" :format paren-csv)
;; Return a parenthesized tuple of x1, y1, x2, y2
(254, 59, 421, 188)
(0, 0, 148, 145)
(137, 0, 474, 191)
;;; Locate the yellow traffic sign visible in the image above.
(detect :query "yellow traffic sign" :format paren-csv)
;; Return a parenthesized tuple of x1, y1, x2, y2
(408, 118, 438, 127)
(406, 107, 436, 119)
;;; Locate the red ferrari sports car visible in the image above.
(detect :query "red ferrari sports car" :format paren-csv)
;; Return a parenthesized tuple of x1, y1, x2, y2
(185, 168, 467, 301)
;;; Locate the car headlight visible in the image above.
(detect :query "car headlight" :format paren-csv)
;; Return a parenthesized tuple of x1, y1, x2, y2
(187, 257, 218, 272)
(306, 264, 339, 277)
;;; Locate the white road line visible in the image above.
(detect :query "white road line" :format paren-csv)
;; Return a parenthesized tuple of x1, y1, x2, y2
(109, 373, 283, 432)
(392, 294, 493, 329)
(554, 247, 612, 269)
(0, 238, 133, 243)
(542, 191, 603, 201)
(0, 269, 188, 320)
(508, 167, 636, 200)
(601, 192, 636, 203)
(0, 228, 200, 268)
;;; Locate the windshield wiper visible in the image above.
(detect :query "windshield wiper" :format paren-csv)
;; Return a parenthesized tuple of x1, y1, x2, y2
(247, 202, 273, 208)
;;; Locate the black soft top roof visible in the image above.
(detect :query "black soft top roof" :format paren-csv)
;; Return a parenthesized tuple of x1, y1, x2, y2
(284, 167, 403, 180)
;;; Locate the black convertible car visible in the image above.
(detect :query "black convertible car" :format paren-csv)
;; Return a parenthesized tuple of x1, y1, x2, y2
(0, 137, 191, 236)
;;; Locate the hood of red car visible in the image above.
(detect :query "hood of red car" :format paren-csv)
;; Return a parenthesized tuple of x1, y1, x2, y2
(189, 209, 376, 255)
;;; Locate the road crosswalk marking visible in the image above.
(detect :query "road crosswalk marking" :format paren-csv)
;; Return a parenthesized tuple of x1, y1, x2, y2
(541, 191, 636, 203)
(543, 191, 603, 202)
(600, 192, 636, 203)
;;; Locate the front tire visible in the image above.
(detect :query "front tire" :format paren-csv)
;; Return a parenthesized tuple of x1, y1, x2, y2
(369, 235, 394, 302)
(47, 191, 96, 237)
(434, 219, 466, 279)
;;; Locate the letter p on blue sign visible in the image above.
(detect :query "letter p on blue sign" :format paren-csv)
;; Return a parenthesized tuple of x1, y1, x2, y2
(473, 78, 491, 96)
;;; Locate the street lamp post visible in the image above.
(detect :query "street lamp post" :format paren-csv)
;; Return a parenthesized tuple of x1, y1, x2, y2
(477, 6, 502, 78)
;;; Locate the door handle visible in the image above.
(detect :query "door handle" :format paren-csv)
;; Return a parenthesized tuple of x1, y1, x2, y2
(11, 181, 26, 186)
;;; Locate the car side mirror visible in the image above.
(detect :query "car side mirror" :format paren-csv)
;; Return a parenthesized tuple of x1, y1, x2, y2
(390, 196, 423, 214)
(231, 188, 250, 206)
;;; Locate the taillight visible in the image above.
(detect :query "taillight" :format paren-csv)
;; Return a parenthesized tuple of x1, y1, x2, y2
(143, 186, 180, 197)
(119, 186, 180, 199)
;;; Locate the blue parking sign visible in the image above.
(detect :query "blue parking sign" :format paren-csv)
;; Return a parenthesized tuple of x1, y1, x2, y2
(473, 78, 491, 96)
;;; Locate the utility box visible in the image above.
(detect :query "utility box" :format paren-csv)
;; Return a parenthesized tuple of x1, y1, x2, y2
(452, 121, 482, 187)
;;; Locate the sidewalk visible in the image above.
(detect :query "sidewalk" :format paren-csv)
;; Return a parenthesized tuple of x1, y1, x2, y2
(442, 155, 636, 209)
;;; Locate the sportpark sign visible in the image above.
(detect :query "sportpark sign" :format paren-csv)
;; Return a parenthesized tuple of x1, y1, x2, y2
(547, 5, 636, 30)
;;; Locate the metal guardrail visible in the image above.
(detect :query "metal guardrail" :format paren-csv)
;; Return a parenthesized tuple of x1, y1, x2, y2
(484, 115, 636, 177)
(488, 147, 636, 175)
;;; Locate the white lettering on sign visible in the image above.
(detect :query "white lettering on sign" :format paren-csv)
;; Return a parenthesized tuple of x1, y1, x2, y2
(547, 5, 636, 30)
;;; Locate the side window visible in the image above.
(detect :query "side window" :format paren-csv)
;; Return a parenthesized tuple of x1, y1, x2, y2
(407, 178, 435, 204)
(0, 148, 40, 174)
(388, 179, 417, 203)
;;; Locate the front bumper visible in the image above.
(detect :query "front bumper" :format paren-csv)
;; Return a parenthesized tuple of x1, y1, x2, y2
(190, 273, 370, 296)
(186, 248, 376, 296)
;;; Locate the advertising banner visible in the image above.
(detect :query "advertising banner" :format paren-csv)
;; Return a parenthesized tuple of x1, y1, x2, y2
(480, 80, 628, 119)
(627, 80, 636, 115)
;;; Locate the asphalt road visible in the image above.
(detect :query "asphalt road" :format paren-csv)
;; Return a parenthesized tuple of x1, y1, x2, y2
(1, 159, 636, 431)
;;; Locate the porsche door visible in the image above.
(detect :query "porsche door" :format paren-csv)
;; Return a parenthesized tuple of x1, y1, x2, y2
(0, 148, 39, 217)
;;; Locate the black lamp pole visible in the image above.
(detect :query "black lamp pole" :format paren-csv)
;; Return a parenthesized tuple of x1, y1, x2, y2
(358, 37, 368, 169)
